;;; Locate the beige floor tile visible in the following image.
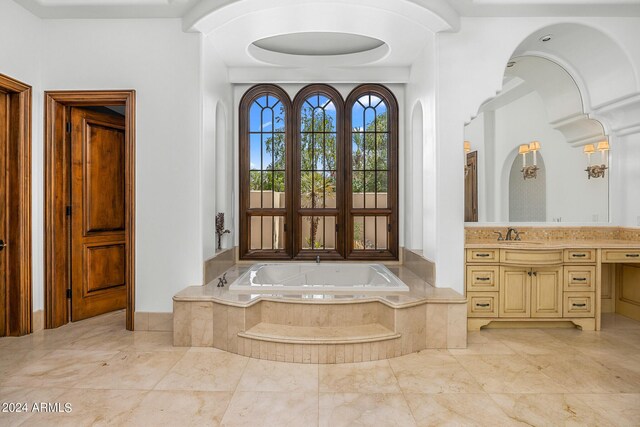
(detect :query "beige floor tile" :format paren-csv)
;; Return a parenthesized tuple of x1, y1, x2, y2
(75, 350, 184, 390)
(19, 388, 147, 427)
(319, 360, 400, 394)
(601, 313, 640, 330)
(404, 393, 519, 427)
(455, 354, 569, 394)
(1, 349, 119, 388)
(389, 352, 483, 394)
(319, 393, 416, 427)
(490, 393, 621, 426)
(486, 329, 574, 355)
(117, 390, 232, 426)
(448, 340, 515, 355)
(573, 393, 640, 425)
(0, 349, 53, 379)
(221, 391, 318, 427)
(0, 387, 68, 427)
(524, 352, 640, 393)
(236, 358, 318, 392)
(123, 331, 188, 352)
(154, 348, 248, 391)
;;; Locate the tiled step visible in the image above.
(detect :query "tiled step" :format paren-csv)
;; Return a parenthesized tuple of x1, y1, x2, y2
(238, 322, 401, 345)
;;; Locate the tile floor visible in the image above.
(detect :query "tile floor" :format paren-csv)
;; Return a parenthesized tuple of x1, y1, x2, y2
(1, 311, 639, 426)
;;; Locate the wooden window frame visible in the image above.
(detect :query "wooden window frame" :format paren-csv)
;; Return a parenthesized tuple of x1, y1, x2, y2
(345, 84, 399, 260)
(239, 83, 399, 261)
(238, 84, 293, 260)
(292, 84, 345, 260)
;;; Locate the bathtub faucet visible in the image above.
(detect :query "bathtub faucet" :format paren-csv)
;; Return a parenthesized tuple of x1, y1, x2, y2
(316, 255, 320, 264)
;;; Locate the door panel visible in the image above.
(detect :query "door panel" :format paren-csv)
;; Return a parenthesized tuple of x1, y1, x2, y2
(464, 151, 477, 222)
(499, 267, 530, 317)
(0, 91, 7, 335)
(85, 123, 125, 232)
(71, 107, 126, 321)
(531, 267, 562, 317)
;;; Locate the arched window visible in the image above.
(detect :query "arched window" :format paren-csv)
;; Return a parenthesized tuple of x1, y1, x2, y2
(239, 85, 291, 258)
(346, 85, 398, 259)
(239, 84, 398, 260)
(292, 85, 344, 259)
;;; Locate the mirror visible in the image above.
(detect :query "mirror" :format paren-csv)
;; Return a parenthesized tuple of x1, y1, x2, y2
(464, 56, 609, 223)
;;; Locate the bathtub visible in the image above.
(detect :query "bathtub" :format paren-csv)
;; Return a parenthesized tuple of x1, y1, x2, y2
(228, 263, 410, 295)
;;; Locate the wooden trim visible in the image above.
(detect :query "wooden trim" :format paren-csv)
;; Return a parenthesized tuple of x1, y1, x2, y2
(238, 84, 292, 260)
(44, 90, 136, 331)
(344, 84, 399, 260)
(0, 73, 32, 336)
(292, 84, 345, 259)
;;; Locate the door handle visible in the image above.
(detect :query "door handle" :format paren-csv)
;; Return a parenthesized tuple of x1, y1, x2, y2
(0, 239, 6, 251)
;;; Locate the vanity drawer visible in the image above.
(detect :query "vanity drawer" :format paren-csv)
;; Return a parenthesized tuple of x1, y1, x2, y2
(500, 249, 563, 265)
(564, 249, 596, 263)
(466, 266, 499, 292)
(466, 249, 499, 263)
(563, 292, 595, 318)
(564, 266, 596, 292)
(602, 249, 640, 263)
(467, 292, 499, 318)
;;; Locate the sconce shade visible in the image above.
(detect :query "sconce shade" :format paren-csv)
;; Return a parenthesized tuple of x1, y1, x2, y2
(528, 141, 541, 151)
(464, 141, 471, 152)
(597, 141, 610, 151)
(518, 144, 530, 154)
(583, 144, 595, 154)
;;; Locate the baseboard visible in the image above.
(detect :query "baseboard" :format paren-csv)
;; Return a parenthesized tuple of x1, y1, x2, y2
(32, 310, 44, 332)
(134, 312, 173, 331)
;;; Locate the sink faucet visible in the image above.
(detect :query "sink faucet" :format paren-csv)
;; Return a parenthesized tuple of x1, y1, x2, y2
(316, 255, 320, 264)
(505, 228, 521, 241)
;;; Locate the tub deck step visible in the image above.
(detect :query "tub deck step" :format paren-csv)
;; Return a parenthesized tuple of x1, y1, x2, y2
(238, 322, 400, 345)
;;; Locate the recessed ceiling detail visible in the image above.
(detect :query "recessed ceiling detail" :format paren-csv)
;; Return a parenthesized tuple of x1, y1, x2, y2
(252, 32, 385, 56)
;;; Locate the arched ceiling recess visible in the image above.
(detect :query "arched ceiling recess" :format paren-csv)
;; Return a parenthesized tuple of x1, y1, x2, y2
(512, 22, 640, 137)
(479, 56, 605, 147)
(188, 0, 459, 83)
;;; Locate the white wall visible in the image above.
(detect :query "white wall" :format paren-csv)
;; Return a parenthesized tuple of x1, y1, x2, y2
(202, 37, 234, 261)
(405, 38, 437, 262)
(0, 1, 44, 312)
(40, 19, 202, 313)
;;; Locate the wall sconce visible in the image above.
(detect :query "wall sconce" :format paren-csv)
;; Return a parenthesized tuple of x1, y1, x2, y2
(519, 141, 540, 179)
(584, 140, 609, 179)
(464, 141, 471, 176)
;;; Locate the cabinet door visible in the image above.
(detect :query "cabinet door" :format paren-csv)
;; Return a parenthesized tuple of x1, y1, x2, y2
(531, 267, 563, 318)
(499, 267, 530, 318)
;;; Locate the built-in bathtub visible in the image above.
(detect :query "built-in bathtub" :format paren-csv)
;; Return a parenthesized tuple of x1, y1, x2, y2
(229, 263, 410, 295)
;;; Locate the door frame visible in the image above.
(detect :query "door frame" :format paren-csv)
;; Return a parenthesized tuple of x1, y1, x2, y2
(44, 90, 136, 330)
(0, 73, 32, 336)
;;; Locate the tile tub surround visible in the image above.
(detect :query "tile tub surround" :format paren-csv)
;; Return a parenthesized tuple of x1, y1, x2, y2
(402, 247, 436, 285)
(203, 247, 236, 286)
(1, 310, 639, 426)
(173, 266, 467, 362)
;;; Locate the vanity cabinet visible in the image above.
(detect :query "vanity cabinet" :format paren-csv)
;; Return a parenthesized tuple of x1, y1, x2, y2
(499, 266, 562, 318)
(466, 247, 596, 330)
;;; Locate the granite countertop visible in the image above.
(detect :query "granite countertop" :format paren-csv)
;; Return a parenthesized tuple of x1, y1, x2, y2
(465, 239, 640, 250)
(173, 265, 466, 309)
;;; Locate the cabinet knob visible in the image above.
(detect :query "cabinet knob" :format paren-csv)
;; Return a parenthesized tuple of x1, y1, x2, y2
(626, 254, 639, 258)
(574, 278, 587, 282)
(573, 303, 587, 307)
(476, 303, 490, 307)
(477, 277, 490, 281)
(572, 254, 586, 258)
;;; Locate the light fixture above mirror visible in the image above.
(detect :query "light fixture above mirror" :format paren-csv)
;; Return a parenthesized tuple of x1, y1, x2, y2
(519, 141, 541, 180)
(584, 140, 609, 179)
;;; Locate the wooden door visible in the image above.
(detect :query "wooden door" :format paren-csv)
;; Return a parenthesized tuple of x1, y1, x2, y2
(70, 107, 126, 321)
(464, 151, 478, 222)
(531, 267, 563, 318)
(0, 91, 6, 335)
(499, 267, 530, 317)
